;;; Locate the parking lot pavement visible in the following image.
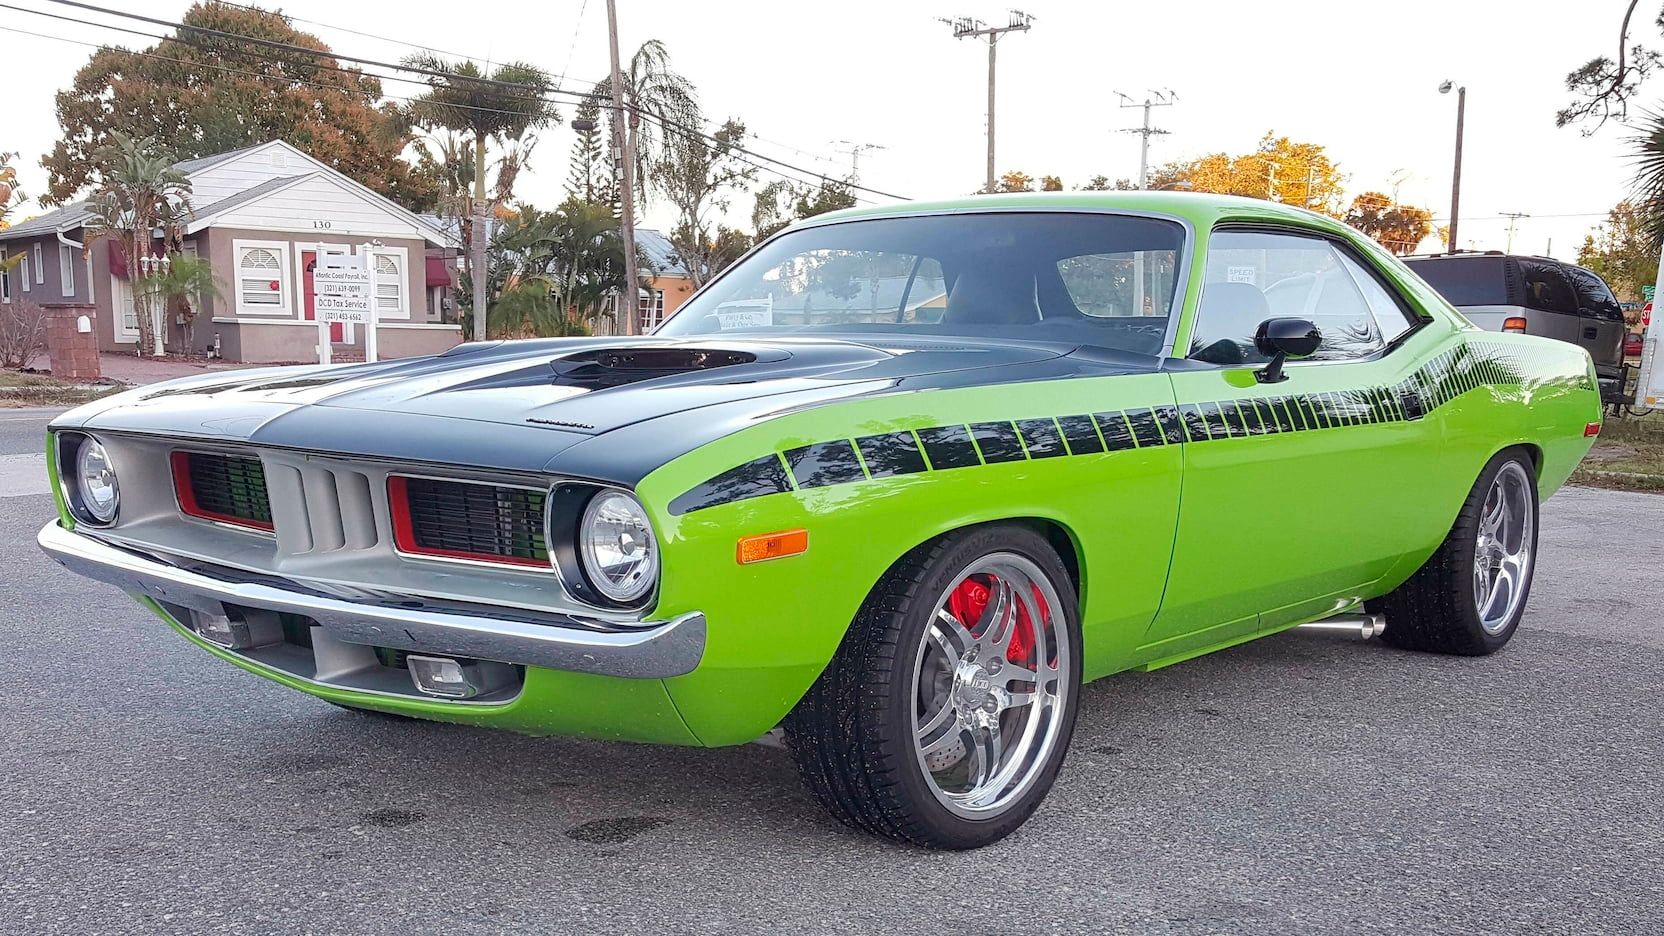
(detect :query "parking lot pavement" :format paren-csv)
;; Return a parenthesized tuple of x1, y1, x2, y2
(3, 422, 1661, 933)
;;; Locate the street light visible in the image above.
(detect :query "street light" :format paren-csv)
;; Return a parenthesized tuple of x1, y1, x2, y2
(1440, 80, 1466, 255)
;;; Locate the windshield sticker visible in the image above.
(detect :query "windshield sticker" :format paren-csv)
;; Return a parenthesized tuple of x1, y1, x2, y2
(715, 296, 774, 329)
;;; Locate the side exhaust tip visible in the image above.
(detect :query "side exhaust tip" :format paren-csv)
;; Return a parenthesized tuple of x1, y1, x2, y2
(1297, 613, 1386, 640)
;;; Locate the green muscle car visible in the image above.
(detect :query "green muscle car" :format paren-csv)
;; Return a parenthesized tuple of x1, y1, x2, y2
(38, 193, 1600, 849)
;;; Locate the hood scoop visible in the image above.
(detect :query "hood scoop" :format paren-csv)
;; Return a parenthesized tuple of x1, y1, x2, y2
(548, 346, 771, 390)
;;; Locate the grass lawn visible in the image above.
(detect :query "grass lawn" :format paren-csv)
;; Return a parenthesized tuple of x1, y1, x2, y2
(0, 370, 124, 408)
(1572, 414, 1664, 492)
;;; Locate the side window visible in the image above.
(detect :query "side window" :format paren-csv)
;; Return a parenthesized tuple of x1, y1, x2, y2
(1519, 260, 1577, 315)
(1057, 251, 1178, 318)
(1191, 229, 1385, 365)
(1565, 266, 1625, 322)
(1336, 252, 1419, 344)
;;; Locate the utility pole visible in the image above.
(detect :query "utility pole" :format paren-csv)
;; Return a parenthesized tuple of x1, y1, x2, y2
(831, 140, 886, 183)
(606, 0, 641, 336)
(941, 11, 1035, 194)
(1114, 89, 1175, 189)
(1501, 211, 1530, 253)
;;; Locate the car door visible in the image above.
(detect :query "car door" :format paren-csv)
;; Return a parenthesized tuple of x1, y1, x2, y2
(1142, 226, 1438, 661)
(1564, 264, 1626, 377)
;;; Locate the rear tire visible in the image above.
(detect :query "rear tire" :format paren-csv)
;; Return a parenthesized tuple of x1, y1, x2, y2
(785, 524, 1082, 849)
(1377, 449, 1539, 655)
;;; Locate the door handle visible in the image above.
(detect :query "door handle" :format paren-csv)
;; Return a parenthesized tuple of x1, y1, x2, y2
(1583, 327, 1599, 339)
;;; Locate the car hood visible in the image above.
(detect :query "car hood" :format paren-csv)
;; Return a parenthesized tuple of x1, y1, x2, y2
(60, 335, 1132, 478)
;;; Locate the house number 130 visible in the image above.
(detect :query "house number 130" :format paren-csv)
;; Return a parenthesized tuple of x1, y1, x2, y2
(312, 220, 333, 230)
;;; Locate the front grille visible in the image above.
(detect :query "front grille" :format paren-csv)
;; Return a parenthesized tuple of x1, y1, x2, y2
(389, 475, 549, 569)
(171, 451, 273, 531)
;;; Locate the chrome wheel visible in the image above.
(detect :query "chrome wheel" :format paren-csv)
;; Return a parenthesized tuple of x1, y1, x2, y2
(1473, 460, 1535, 635)
(910, 552, 1071, 819)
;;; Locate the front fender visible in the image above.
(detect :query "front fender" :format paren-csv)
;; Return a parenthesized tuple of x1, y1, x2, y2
(633, 374, 1183, 746)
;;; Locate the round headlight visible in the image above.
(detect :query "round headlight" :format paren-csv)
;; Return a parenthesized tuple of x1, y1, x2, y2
(75, 437, 120, 524)
(578, 490, 658, 603)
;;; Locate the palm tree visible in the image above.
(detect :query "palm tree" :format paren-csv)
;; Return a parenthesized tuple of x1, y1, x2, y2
(403, 55, 559, 341)
(84, 134, 192, 356)
(591, 40, 701, 213)
(485, 200, 642, 338)
(135, 253, 222, 356)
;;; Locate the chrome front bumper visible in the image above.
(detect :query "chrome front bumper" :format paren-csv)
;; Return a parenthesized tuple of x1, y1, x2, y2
(37, 521, 705, 679)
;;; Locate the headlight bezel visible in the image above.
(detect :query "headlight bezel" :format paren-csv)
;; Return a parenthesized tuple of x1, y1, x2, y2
(55, 431, 120, 527)
(548, 484, 660, 610)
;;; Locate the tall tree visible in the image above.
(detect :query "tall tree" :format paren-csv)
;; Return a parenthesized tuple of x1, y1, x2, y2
(41, 3, 434, 210)
(564, 99, 612, 204)
(1578, 200, 1660, 301)
(1344, 191, 1435, 255)
(658, 118, 756, 286)
(591, 40, 700, 212)
(484, 200, 640, 337)
(83, 134, 193, 357)
(404, 55, 559, 341)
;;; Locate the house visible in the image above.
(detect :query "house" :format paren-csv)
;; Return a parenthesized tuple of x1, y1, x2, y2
(0, 140, 461, 363)
(634, 228, 695, 330)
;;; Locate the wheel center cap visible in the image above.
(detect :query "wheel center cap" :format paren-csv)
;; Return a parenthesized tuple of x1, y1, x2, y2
(953, 660, 996, 711)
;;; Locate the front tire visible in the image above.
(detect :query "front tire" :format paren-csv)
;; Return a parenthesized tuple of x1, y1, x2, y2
(1378, 449, 1539, 655)
(785, 524, 1081, 849)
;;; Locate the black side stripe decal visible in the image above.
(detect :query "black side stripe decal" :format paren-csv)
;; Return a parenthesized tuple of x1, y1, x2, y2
(670, 340, 1576, 514)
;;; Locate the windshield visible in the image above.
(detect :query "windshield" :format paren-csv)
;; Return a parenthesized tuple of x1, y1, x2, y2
(654, 211, 1187, 356)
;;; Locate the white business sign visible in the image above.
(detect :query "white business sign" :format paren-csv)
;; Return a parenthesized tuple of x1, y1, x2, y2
(313, 264, 373, 324)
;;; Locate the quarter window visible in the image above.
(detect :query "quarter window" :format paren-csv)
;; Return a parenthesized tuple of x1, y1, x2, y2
(1192, 229, 1392, 365)
(235, 242, 290, 315)
(1519, 259, 1577, 315)
(1335, 252, 1420, 344)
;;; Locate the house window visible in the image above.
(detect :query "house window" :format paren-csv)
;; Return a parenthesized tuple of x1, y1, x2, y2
(371, 248, 408, 318)
(234, 240, 291, 315)
(0, 249, 9, 303)
(33, 244, 43, 283)
(19, 253, 29, 293)
(60, 244, 76, 297)
(639, 288, 666, 330)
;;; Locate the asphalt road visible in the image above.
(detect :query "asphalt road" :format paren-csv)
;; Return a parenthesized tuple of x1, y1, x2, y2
(3, 408, 1660, 935)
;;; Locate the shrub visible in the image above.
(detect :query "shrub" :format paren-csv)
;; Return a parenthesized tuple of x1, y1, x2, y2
(0, 298, 47, 369)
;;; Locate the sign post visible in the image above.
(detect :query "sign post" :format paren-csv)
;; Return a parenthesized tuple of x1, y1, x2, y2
(312, 249, 376, 365)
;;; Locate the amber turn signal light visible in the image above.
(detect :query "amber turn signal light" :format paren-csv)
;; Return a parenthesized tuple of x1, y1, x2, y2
(737, 529, 809, 564)
(1502, 317, 1528, 333)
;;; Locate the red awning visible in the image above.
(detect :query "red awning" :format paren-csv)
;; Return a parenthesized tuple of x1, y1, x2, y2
(426, 255, 454, 288)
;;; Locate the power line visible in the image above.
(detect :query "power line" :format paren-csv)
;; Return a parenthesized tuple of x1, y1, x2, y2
(34, 0, 911, 201)
(214, 0, 481, 64)
(0, 17, 889, 204)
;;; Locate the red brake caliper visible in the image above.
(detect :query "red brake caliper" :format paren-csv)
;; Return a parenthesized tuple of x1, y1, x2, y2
(946, 575, 1039, 666)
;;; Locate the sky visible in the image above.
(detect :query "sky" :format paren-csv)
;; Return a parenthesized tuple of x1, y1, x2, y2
(0, 0, 1647, 260)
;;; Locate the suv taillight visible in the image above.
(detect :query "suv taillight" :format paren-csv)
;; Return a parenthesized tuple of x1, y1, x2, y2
(1503, 316, 1527, 333)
